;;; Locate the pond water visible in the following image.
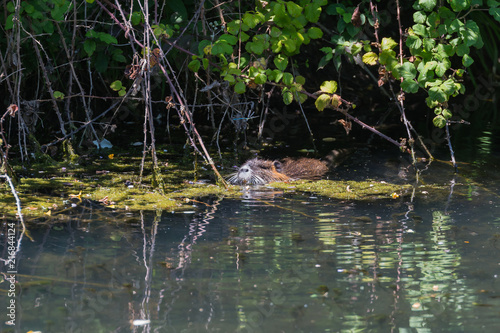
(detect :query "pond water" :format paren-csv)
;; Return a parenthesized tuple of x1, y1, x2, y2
(2, 152, 500, 333)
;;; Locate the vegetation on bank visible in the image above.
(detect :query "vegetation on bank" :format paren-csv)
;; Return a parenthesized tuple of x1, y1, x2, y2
(1, 0, 499, 206)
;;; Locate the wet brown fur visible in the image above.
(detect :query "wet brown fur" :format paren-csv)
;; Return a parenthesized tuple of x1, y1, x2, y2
(228, 157, 329, 185)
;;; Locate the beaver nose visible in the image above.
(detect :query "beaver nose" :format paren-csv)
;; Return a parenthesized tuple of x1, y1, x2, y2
(240, 168, 249, 173)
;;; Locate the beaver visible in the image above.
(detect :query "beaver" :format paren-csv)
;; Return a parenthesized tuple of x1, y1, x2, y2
(227, 157, 329, 185)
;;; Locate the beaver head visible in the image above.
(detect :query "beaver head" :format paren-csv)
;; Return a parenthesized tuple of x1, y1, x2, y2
(227, 158, 290, 185)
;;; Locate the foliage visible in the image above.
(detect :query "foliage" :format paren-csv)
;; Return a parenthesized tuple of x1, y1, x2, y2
(0, 0, 499, 175)
(188, 0, 499, 131)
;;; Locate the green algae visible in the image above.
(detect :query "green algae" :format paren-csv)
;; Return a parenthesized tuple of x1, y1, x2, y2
(268, 179, 412, 200)
(1, 152, 425, 218)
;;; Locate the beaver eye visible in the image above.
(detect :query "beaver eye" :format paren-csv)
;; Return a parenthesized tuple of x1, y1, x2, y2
(273, 161, 282, 172)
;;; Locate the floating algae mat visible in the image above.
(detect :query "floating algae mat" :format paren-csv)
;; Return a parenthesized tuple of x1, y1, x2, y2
(1, 152, 417, 217)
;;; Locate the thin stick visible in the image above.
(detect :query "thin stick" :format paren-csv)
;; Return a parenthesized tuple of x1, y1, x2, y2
(0, 174, 26, 258)
(445, 122, 458, 172)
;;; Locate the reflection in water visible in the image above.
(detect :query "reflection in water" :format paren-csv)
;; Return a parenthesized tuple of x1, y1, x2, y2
(2, 167, 500, 332)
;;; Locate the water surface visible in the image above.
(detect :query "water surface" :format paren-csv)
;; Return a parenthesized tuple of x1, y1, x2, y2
(2, 157, 500, 333)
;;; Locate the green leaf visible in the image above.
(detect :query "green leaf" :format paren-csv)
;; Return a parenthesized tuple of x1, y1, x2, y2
(462, 53, 474, 67)
(424, 78, 443, 87)
(5, 13, 15, 30)
(131, 12, 143, 25)
(274, 70, 284, 83)
(379, 50, 398, 71)
(438, 6, 455, 19)
(270, 26, 282, 38)
(84, 40, 96, 56)
(489, 6, 500, 22)
(239, 31, 250, 42)
(242, 12, 262, 29)
(398, 62, 417, 80)
(271, 40, 283, 53)
(433, 115, 446, 128)
(406, 35, 422, 50)
(226, 20, 238, 35)
(23, 3, 35, 14)
(212, 41, 233, 55)
(305, 2, 322, 23)
(98, 33, 118, 44)
(350, 42, 363, 55)
(435, 58, 451, 76)
(437, 23, 447, 36)
(448, 19, 463, 33)
(315, 94, 331, 111)
(188, 59, 201, 72)
(283, 88, 294, 105)
(346, 25, 362, 37)
(219, 34, 238, 45)
(381, 37, 398, 51)
(254, 73, 267, 84)
(427, 11, 440, 28)
(413, 11, 427, 23)
(441, 79, 456, 94)
(418, 67, 434, 82)
(234, 81, 246, 94)
(317, 54, 330, 70)
(450, 0, 471, 12)
(295, 75, 306, 85)
(112, 49, 126, 63)
(307, 27, 323, 39)
(442, 108, 453, 119)
(436, 44, 455, 57)
(419, 0, 437, 11)
(401, 79, 419, 93)
(283, 38, 297, 53)
(7, 2, 15, 12)
(456, 43, 469, 56)
(247, 41, 265, 55)
(224, 74, 236, 83)
(413, 23, 427, 36)
(286, 1, 303, 17)
(282, 72, 294, 85)
(53, 91, 65, 100)
(42, 21, 55, 34)
(274, 55, 288, 71)
(320, 80, 338, 94)
(110, 80, 123, 91)
(296, 92, 308, 103)
(424, 60, 438, 71)
(463, 20, 481, 46)
(51, 2, 72, 21)
(167, 0, 188, 22)
(423, 38, 435, 51)
(362, 52, 378, 65)
(429, 86, 447, 102)
(426, 97, 440, 108)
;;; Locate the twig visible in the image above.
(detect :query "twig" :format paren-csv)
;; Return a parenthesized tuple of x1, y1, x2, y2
(0, 174, 25, 229)
(41, 98, 124, 150)
(445, 122, 458, 172)
(340, 109, 403, 148)
(0, 173, 26, 258)
(30, 37, 67, 138)
(55, 22, 100, 145)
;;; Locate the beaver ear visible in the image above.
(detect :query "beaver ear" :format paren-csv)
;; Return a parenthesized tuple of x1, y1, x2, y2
(273, 161, 282, 172)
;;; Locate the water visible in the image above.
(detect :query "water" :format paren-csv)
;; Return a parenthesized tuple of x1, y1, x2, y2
(2, 158, 500, 333)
